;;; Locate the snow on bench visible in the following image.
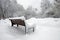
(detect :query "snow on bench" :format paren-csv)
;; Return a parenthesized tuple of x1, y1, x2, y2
(8, 16, 25, 20)
(25, 18, 37, 31)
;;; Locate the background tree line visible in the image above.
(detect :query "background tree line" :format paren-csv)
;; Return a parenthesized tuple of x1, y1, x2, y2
(0, 0, 60, 20)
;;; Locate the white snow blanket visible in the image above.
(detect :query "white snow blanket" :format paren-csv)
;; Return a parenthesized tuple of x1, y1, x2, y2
(0, 18, 60, 40)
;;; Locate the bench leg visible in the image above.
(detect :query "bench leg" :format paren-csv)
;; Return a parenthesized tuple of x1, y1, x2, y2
(33, 27, 35, 32)
(25, 26, 26, 34)
(12, 24, 13, 26)
(17, 24, 18, 27)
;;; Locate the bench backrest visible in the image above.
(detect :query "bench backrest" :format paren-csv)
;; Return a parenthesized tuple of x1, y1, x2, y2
(10, 19, 26, 26)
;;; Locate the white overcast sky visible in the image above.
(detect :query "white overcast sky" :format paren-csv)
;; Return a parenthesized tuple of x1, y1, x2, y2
(16, 0, 41, 9)
(16, 0, 54, 11)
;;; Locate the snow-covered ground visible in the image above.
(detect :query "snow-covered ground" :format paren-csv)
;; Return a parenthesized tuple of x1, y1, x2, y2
(0, 18, 60, 40)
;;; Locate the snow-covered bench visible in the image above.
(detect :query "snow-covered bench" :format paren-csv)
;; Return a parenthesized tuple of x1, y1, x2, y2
(9, 16, 36, 33)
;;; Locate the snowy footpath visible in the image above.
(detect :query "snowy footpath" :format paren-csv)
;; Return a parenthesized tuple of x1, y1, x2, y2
(0, 18, 60, 40)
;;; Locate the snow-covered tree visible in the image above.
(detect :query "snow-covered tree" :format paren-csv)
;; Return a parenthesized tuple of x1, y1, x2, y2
(38, 0, 55, 18)
(41, 0, 51, 13)
(0, 0, 25, 19)
(52, 0, 60, 18)
(24, 6, 36, 19)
